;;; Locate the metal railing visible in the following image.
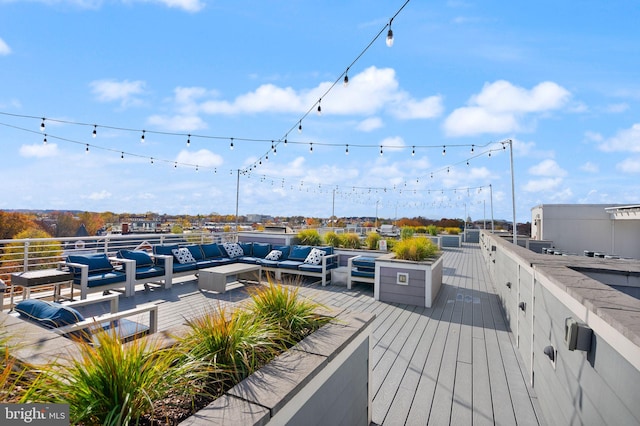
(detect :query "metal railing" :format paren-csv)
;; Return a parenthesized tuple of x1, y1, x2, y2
(0, 231, 237, 286)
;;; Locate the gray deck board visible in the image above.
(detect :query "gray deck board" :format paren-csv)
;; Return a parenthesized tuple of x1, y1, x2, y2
(72, 242, 542, 425)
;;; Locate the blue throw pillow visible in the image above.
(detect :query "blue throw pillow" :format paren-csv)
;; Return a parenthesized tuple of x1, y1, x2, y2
(15, 299, 84, 329)
(153, 244, 179, 256)
(67, 254, 113, 274)
(185, 245, 205, 261)
(117, 250, 154, 267)
(275, 245, 291, 261)
(201, 243, 222, 258)
(239, 242, 253, 256)
(252, 243, 272, 258)
(289, 245, 312, 261)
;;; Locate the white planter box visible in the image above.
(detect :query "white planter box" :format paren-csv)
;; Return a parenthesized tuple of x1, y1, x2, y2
(374, 253, 444, 308)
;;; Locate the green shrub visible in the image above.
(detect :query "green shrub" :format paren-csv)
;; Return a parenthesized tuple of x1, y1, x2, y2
(415, 226, 428, 234)
(427, 225, 438, 236)
(365, 232, 381, 250)
(343, 233, 361, 249)
(393, 237, 439, 261)
(324, 231, 343, 247)
(297, 229, 323, 245)
(445, 227, 460, 235)
(385, 238, 397, 251)
(400, 226, 415, 240)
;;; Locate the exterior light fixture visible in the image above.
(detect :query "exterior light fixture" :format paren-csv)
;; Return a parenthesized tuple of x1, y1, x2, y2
(317, 99, 322, 115)
(150, 157, 154, 164)
(187, 135, 191, 147)
(298, 121, 302, 133)
(140, 130, 145, 143)
(380, 146, 383, 156)
(343, 73, 349, 87)
(471, 144, 474, 153)
(345, 144, 349, 155)
(121, 152, 124, 159)
(309, 143, 313, 153)
(412, 146, 415, 156)
(40, 118, 45, 132)
(92, 125, 97, 138)
(85, 144, 89, 153)
(386, 20, 394, 47)
(43, 134, 47, 145)
(442, 146, 446, 156)
(230, 138, 234, 150)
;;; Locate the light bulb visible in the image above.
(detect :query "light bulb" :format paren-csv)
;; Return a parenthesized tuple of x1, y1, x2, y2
(121, 152, 124, 159)
(92, 125, 97, 138)
(380, 146, 383, 156)
(43, 135, 47, 145)
(442, 146, 446, 156)
(298, 122, 302, 133)
(85, 144, 89, 153)
(40, 118, 45, 132)
(386, 28, 394, 47)
(471, 144, 474, 153)
(317, 99, 322, 115)
(412, 146, 415, 156)
(343, 74, 349, 87)
(141, 130, 145, 143)
(230, 138, 234, 150)
(346, 144, 349, 155)
(309, 143, 313, 153)
(187, 135, 191, 147)
(150, 157, 154, 164)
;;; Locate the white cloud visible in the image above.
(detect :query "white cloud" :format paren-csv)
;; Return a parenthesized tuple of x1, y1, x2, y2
(584, 131, 603, 142)
(90, 79, 146, 107)
(19, 143, 59, 158)
(87, 190, 112, 200)
(605, 103, 629, 113)
(598, 123, 640, 152)
(151, 0, 205, 12)
(147, 114, 208, 132)
(0, 37, 11, 55)
(192, 66, 442, 120)
(580, 162, 599, 173)
(528, 159, 567, 177)
(380, 136, 405, 152)
(175, 149, 223, 168)
(356, 117, 383, 132)
(443, 80, 570, 137)
(522, 177, 563, 192)
(616, 157, 640, 173)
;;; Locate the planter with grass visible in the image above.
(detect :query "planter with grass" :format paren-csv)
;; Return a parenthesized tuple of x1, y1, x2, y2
(374, 237, 443, 308)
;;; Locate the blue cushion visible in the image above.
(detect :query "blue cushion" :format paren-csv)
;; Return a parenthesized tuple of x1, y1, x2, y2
(277, 260, 304, 270)
(289, 245, 312, 261)
(134, 265, 166, 280)
(201, 243, 223, 259)
(239, 242, 253, 256)
(252, 243, 271, 258)
(67, 254, 114, 274)
(351, 269, 375, 278)
(258, 259, 280, 268)
(15, 299, 84, 329)
(172, 262, 198, 273)
(85, 271, 128, 287)
(352, 257, 375, 272)
(274, 245, 291, 261)
(185, 245, 205, 261)
(117, 250, 154, 267)
(153, 244, 179, 256)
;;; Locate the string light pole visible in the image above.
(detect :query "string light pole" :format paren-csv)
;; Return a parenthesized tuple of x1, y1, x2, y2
(505, 139, 517, 245)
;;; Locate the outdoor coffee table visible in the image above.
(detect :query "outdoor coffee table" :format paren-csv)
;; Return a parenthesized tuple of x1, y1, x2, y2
(198, 264, 261, 293)
(10, 269, 74, 310)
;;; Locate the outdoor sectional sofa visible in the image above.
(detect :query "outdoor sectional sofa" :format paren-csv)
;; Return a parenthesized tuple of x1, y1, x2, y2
(151, 242, 339, 287)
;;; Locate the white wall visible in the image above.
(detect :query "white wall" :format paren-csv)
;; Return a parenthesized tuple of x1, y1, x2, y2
(531, 204, 640, 259)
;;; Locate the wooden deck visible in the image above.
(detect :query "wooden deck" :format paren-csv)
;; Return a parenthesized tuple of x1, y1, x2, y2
(91, 243, 545, 425)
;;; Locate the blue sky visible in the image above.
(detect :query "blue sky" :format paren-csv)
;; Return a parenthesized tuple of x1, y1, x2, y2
(1, 0, 638, 223)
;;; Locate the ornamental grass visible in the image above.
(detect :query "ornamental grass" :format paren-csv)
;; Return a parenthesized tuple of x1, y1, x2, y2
(393, 236, 440, 261)
(25, 329, 210, 425)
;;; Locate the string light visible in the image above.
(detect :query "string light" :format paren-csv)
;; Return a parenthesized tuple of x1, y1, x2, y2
(380, 145, 383, 156)
(140, 130, 145, 143)
(85, 144, 89, 153)
(386, 19, 394, 47)
(317, 99, 322, 115)
(343, 72, 349, 87)
(195, 165, 199, 172)
(40, 118, 45, 132)
(309, 143, 313, 153)
(271, 140, 275, 151)
(121, 152, 124, 159)
(442, 146, 446, 156)
(471, 144, 474, 153)
(298, 121, 303, 134)
(150, 157, 154, 164)
(230, 138, 234, 150)
(43, 134, 47, 145)
(187, 135, 191, 147)
(346, 144, 349, 155)
(92, 125, 97, 138)
(284, 137, 288, 145)
(412, 146, 415, 156)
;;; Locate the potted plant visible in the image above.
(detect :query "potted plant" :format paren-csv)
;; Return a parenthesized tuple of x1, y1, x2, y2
(373, 237, 443, 308)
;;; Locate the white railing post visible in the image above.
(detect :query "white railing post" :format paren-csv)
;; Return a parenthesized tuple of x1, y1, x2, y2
(23, 241, 30, 271)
